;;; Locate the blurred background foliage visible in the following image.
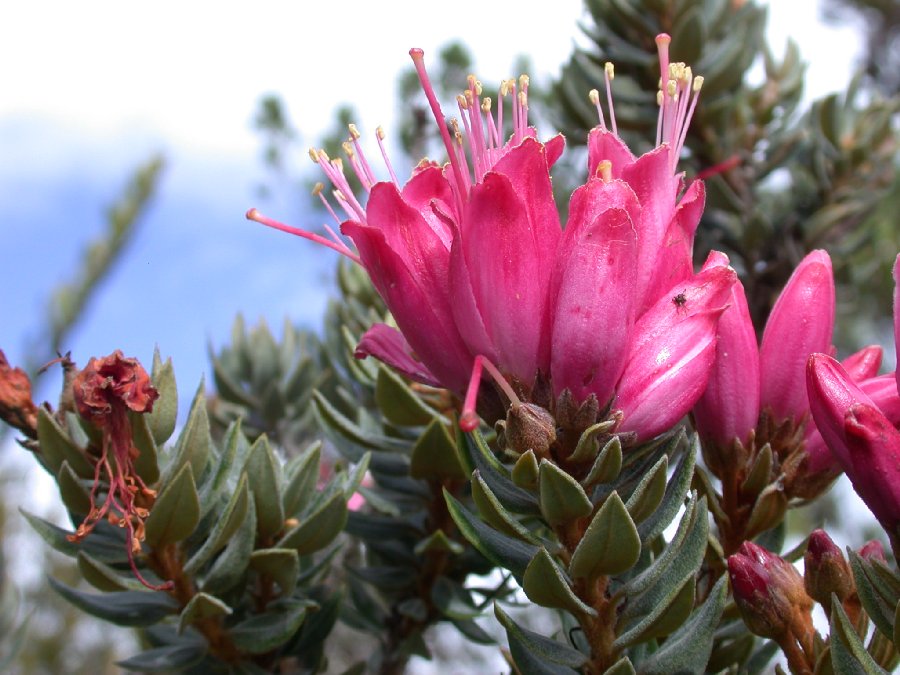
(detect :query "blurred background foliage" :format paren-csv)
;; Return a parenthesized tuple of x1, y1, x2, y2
(1, 0, 899, 672)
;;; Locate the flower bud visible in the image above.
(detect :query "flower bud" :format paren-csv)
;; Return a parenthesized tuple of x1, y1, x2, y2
(505, 402, 557, 457)
(804, 529, 854, 606)
(858, 539, 886, 563)
(728, 542, 813, 640)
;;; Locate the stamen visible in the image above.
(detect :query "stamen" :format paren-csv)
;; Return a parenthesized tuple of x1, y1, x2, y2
(347, 123, 378, 187)
(460, 355, 522, 432)
(589, 89, 607, 131)
(596, 159, 613, 183)
(246, 208, 362, 264)
(375, 126, 399, 186)
(313, 182, 343, 226)
(409, 48, 466, 211)
(604, 62, 617, 136)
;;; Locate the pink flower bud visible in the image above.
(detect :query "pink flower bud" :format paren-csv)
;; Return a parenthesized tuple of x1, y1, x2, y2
(760, 250, 835, 424)
(858, 539, 886, 562)
(804, 529, 854, 606)
(692, 251, 760, 448)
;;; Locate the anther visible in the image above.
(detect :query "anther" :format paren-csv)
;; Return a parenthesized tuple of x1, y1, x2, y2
(481, 97, 492, 113)
(589, 89, 600, 105)
(596, 159, 612, 183)
(693, 76, 704, 92)
(342, 141, 354, 157)
(348, 123, 361, 140)
(376, 125, 386, 140)
(604, 62, 614, 80)
(312, 182, 324, 196)
(308, 148, 319, 163)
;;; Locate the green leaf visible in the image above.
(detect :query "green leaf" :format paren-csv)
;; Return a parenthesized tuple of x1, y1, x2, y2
(163, 380, 211, 484)
(745, 481, 787, 540)
(250, 548, 300, 597)
(375, 364, 436, 426)
(48, 577, 178, 626)
(57, 461, 91, 516)
(637, 431, 695, 543)
(20, 509, 125, 562)
(410, 418, 466, 480)
(522, 548, 596, 616)
(203, 499, 256, 594)
(278, 491, 347, 555)
(849, 552, 899, 645)
(830, 595, 889, 674)
(512, 449, 539, 489)
(507, 625, 579, 675)
(77, 551, 145, 592)
(452, 618, 495, 645)
(581, 436, 623, 488)
(569, 492, 640, 579)
(282, 442, 322, 517)
(463, 430, 540, 514)
(36, 408, 93, 478)
(494, 603, 588, 668)
(740, 442, 772, 498)
(471, 471, 539, 544)
(196, 419, 244, 520)
(243, 435, 285, 540)
(444, 489, 538, 579)
(312, 390, 409, 454)
(624, 455, 667, 525)
(539, 460, 592, 527)
(229, 600, 316, 655)
(178, 592, 232, 634)
(431, 577, 481, 620)
(183, 472, 250, 575)
(414, 529, 465, 556)
(569, 420, 617, 463)
(116, 643, 206, 672)
(146, 349, 178, 445)
(636, 576, 728, 674)
(129, 412, 161, 485)
(144, 462, 200, 548)
(602, 658, 636, 675)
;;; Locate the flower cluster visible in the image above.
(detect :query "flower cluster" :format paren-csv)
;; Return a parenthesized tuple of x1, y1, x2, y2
(250, 36, 735, 445)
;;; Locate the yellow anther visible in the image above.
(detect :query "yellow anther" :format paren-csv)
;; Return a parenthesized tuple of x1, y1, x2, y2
(604, 62, 615, 80)
(683, 66, 692, 82)
(376, 125, 386, 140)
(596, 160, 612, 183)
(519, 74, 530, 89)
(465, 89, 474, 104)
(500, 80, 511, 97)
(312, 182, 324, 196)
(333, 189, 346, 202)
(474, 80, 483, 96)
(331, 157, 344, 171)
(457, 94, 468, 109)
(693, 76, 704, 92)
(342, 141, 354, 157)
(317, 149, 330, 162)
(481, 97, 492, 113)
(467, 74, 477, 89)
(667, 80, 677, 98)
(449, 118, 460, 134)
(589, 89, 600, 104)
(348, 123, 361, 140)
(308, 148, 319, 163)
(657, 90, 664, 106)
(454, 130, 464, 145)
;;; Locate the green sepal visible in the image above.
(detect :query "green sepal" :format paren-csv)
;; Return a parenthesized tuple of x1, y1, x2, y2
(539, 460, 592, 527)
(77, 551, 146, 592)
(569, 420, 617, 463)
(20, 509, 125, 563)
(250, 548, 300, 597)
(57, 461, 91, 516)
(635, 576, 727, 674)
(202, 499, 256, 594)
(637, 431, 696, 543)
(129, 412, 161, 485)
(523, 547, 596, 616)
(243, 435, 285, 540)
(848, 551, 899, 644)
(512, 450, 539, 489)
(471, 471, 539, 544)
(375, 364, 436, 426)
(230, 599, 317, 655)
(602, 658, 636, 675)
(410, 418, 465, 480)
(36, 408, 93, 478)
(624, 454, 667, 525)
(144, 462, 200, 548)
(444, 489, 538, 579)
(830, 594, 889, 674)
(740, 443, 772, 499)
(146, 349, 178, 445)
(494, 603, 588, 668)
(183, 472, 250, 576)
(570, 491, 640, 579)
(278, 491, 348, 555)
(581, 436, 623, 488)
(178, 592, 232, 634)
(463, 430, 540, 514)
(116, 643, 207, 672)
(282, 442, 322, 517)
(414, 529, 465, 556)
(48, 576, 178, 626)
(163, 380, 211, 484)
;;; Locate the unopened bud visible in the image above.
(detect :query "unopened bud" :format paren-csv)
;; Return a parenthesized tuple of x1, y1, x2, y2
(728, 542, 813, 640)
(505, 403, 556, 457)
(804, 529, 854, 606)
(858, 539, 886, 562)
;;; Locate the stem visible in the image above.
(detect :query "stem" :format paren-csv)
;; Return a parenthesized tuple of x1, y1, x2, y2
(778, 632, 813, 675)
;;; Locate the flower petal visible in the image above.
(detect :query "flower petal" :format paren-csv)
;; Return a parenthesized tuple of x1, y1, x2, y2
(355, 324, 442, 387)
(587, 128, 635, 179)
(617, 264, 736, 441)
(400, 165, 456, 248)
(842, 345, 883, 381)
(760, 250, 835, 423)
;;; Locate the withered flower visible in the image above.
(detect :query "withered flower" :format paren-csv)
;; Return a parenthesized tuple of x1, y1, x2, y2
(69, 351, 170, 590)
(0, 349, 39, 438)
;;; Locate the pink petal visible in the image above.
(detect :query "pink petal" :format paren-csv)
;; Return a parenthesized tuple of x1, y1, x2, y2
(841, 345, 883, 381)
(860, 374, 900, 427)
(400, 165, 456, 248)
(587, 128, 635, 179)
(693, 250, 760, 448)
(760, 250, 835, 423)
(544, 134, 566, 167)
(355, 324, 442, 388)
(616, 264, 736, 441)
(551, 191, 638, 403)
(894, 253, 900, 395)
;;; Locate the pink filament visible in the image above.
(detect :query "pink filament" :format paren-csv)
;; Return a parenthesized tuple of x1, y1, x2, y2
(460, 355, 521, 432)
(247, 208, 361, 265)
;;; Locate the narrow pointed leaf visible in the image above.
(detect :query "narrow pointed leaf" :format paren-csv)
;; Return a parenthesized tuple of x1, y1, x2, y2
(375, 364, 436, 426)
(230, 600, 317, 655)
(144, 462, 200, 548)
(37, 408, 93, 478)
(278, 490, 347, 555)
(250, 548, 300, 597)
(624, 455, 668, 524)
(163, 380, 211, 483)
(57, 461, 91, 516)
(512, 449, 539, 489)
(146, 349, 178, 445)
(77, 551, 146, 592)
(570, 492, 639, 579)
(203, 499, 256, 594)
(116, 644, 206, 672)
(603, 658, 636, 675)
(494, 603, 588, 668)
(464, 430, 539, 513)
(410, 418, 466, 480)
(48, 576, 178, 626)
(243, 435, 285, 540)
(582, 436, 623, 488)
(130, 413, 161, 486)
(569, 421, 617, 463)
(178, 593, 232, 634)
(539, 460, 592, 526)
(637, 431, 695, 542)
(523, 548, 596, 616)
(830, 596, 889, 674)
(471, 471, 539, 543)
(183, 472, 250, 575)
(283, 442, 322, 517)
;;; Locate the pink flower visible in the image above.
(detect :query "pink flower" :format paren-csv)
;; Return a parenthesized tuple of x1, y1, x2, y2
(807, 353, 900, 543)
(250, 37, 732, 442)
